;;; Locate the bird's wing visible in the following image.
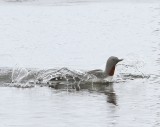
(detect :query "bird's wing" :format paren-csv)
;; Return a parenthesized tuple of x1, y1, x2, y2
(87, 69, 105, 78)
(87, 69, 102, 74)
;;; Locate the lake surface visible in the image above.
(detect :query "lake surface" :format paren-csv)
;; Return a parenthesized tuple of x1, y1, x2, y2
(0, 0, 160, 127)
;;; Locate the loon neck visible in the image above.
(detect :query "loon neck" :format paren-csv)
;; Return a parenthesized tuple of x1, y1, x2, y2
(105, 65, 116, 77)
(109, 66, 115, 76)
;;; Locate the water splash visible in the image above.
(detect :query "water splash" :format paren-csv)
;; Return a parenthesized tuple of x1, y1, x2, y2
(116, 54, 150, 80)
(9, 66, 38, 88)
(12, 66, 29, 83)
(0, 59, 150, 89)
(36, 67, 96, 83)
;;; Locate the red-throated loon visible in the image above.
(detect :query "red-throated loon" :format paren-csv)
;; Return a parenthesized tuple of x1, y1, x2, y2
(87, 56, 123, 82)
(38, 56, 123, 84)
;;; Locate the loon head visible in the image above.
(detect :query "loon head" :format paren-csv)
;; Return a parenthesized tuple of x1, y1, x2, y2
(104, 56, 123, 78)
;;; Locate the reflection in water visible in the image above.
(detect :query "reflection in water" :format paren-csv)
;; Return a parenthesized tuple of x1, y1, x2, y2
(80, 82, 117, 105)
(49, 81, 117, 105)
(104, 83, 117, 106)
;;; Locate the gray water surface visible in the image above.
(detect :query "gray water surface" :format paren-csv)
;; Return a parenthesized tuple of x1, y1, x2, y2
(0, 1, 160, 127)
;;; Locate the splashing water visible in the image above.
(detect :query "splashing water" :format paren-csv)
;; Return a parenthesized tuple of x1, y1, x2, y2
(12, 66, 29, 83)
(36, 67, 99, 90)
(116, 54, 150, 81)
(6, 57, 149, 89)
(9, 66, 38, 88)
